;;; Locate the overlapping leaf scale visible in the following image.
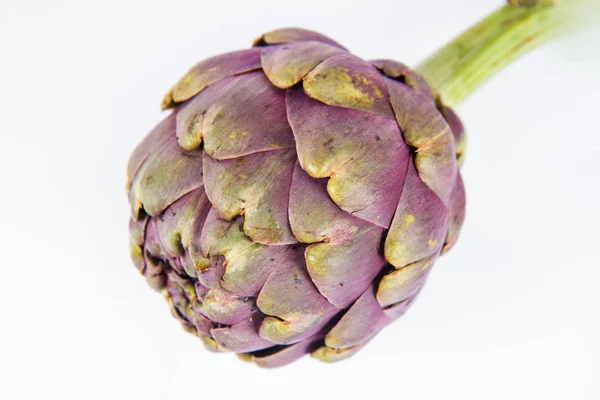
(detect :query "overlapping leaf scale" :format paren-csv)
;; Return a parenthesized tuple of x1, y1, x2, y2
(202, 147, 297, 245)
(289, 163, 387, 309)
(141, 217, 168, 291)
(386, 78, 458, 206)
(286, 85, 410, 228)
(175, 76, 238, 151)
(372, 59, 434, 98)
(164, 268, 199, 328)
(242, 334, 326, 368)
(210, 316, 273, 353)
(201, 287, 256, 325)
(253, 27, 346, 50)
(261, 41, 345, 88)
(256, 244, 341, 345)
(383, 160, 449, 269)
(377, 77, 462, 313)
(303, 53, 394, 117)
(443, 172, 466, 254)
(190, 204, 347, 350)
(129, 215, 148, 273)
(140, 207, 266, 348)
(129, 133, 204, 218)
(126, 114, 176, 189)
(440, 104, 467, 166)
(177, 72, 296, 156)
(311, 343, 364, 363)
(377, 253, 438, 307)
(162, 48, 262, 108)
(382, 296, 417, 319)
(328, 287, 389, 348)
(155, 188, 211, 259)
(197, 209, 290, 297)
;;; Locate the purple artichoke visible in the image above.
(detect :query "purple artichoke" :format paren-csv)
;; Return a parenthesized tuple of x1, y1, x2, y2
(127, 28, 466, 367)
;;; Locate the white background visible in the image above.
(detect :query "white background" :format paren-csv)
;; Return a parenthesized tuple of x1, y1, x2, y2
(1, 0, 599, 399)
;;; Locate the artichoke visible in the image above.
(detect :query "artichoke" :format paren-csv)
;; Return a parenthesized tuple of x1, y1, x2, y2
(127, 27, 467, 367)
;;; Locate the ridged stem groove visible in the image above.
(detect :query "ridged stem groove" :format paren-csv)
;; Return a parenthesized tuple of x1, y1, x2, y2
(417, 0, 597, 107)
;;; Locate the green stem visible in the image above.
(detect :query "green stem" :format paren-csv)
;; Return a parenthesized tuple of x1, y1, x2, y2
(417, 0, 593, 108)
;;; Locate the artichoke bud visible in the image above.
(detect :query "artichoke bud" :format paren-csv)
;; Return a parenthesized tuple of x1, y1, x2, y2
(127, 28, 466, 367)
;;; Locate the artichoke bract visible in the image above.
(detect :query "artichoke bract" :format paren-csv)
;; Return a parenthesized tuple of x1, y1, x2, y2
(127, 28, 466, 367)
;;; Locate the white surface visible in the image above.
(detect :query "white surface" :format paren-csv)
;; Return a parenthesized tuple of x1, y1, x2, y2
(1, 1, 599, 399)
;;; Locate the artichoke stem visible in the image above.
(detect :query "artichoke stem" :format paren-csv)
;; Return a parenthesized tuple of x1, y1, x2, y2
(417, 0, 598, 108)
